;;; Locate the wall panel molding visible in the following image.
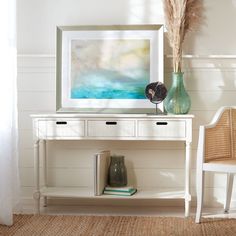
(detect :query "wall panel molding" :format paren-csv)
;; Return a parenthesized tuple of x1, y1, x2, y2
(17, 54, 236, 70)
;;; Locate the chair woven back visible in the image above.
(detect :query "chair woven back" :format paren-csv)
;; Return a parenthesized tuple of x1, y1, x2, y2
(232, 109, 236, 159)
(205, 109, 233, 162)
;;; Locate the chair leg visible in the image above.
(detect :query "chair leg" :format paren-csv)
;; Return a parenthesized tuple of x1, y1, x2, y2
(224, 173, 234, 213)
(195, 170, 205, 223)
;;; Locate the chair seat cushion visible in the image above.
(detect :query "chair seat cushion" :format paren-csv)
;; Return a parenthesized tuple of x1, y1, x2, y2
(203, 158, 236, 172)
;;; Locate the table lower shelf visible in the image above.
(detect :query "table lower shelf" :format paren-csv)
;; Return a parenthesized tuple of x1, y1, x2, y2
(40, 187, 186, 199)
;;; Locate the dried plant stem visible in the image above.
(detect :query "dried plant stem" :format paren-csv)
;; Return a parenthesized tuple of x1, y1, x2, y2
(164, 0, 203, 72)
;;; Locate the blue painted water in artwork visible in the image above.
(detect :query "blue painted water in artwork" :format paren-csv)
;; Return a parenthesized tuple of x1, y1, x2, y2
(71, 69, 149, 99)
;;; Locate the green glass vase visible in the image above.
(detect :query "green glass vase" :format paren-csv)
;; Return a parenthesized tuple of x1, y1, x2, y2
(164, 72, 191, 114)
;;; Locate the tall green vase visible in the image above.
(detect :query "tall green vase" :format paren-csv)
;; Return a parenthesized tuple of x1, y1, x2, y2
(164, 72, 191, 114)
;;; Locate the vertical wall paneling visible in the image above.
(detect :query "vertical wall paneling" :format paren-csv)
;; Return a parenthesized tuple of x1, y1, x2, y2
(18, 55, 236, 207)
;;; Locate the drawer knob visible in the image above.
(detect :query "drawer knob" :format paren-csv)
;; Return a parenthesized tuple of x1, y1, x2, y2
(106, 121, 117, 125)
(156, 122, 168, 125)
(56, 121, 67, 125)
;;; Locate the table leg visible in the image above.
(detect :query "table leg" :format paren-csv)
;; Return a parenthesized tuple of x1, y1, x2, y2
(42, 140, 47, 207)
(33, 140, 40, 214)
(185, 141, 192, 217)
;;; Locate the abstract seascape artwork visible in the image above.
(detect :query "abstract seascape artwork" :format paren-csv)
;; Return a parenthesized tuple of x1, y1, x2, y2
(70, 39, 150, 99)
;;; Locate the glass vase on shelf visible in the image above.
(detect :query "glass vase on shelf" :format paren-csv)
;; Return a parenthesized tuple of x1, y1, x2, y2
(164, 72, 191, 114)
(108, 155, 127, 187)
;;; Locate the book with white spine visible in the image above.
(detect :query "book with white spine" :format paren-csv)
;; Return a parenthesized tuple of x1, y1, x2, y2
(94, 150, 110, 196)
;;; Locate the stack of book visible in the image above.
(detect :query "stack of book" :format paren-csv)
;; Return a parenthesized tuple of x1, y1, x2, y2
(103, 186, 137, 196)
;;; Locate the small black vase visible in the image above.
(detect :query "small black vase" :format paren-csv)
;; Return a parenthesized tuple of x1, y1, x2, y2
(108, 155, 127, 187)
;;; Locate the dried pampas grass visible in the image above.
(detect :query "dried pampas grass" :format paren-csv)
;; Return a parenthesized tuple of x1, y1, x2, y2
(164, 0, 203, 72)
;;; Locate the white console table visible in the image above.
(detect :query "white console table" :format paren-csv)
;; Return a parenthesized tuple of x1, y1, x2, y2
(31, 113, 193, 216)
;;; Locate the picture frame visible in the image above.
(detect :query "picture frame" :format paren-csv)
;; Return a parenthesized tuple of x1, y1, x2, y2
(56, 25, 164, 113)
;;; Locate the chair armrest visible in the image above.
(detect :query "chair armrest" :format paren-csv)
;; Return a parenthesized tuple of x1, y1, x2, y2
(205, 106, 235, 129)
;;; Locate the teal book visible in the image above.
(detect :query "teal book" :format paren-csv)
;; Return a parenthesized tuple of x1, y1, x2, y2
(103, 188, 137, 196)
(104, 186, 135, 193)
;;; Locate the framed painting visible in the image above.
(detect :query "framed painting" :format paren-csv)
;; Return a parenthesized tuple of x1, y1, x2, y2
(56, 25, 164, 113)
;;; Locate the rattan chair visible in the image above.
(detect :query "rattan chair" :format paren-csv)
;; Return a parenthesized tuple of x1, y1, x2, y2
(195, 106, 236, 223)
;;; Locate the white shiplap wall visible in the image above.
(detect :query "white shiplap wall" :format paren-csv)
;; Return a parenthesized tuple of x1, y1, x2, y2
(17, 55, 236, 207)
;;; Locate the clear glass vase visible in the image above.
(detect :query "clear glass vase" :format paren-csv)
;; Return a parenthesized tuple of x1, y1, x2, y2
(164, 72, 191, 114)
(108, 155, 127, 187)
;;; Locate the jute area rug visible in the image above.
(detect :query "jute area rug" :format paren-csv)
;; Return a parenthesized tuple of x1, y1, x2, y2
(1, 214, 236, 236)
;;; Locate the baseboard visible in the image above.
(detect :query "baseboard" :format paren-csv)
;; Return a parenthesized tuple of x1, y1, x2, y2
(20, 197, 236, 209)
(20, 196, 193, 207)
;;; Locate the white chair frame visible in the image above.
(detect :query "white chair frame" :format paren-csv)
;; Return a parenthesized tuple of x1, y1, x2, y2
(195, 106, 236, 223)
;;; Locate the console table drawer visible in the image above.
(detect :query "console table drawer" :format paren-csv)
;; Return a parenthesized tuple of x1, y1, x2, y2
(87, 120, 135, 137)
(38, 120, 85, 138)
(138, 120, 186, 138)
